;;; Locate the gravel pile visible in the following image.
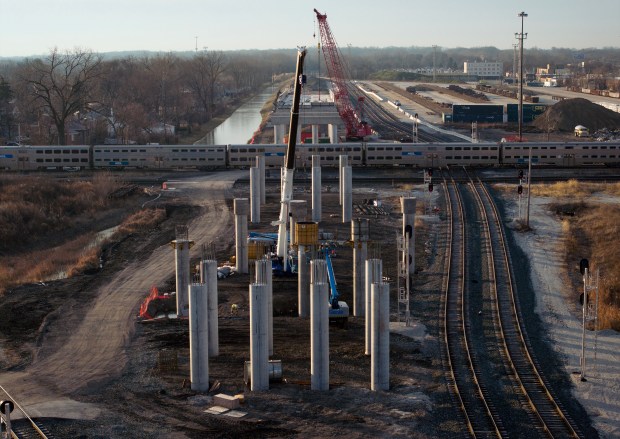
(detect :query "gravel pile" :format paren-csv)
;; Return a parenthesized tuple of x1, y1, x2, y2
(533, 98, 620, 132)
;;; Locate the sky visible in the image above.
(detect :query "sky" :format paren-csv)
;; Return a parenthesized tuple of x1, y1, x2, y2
(0, 0, 618, 58)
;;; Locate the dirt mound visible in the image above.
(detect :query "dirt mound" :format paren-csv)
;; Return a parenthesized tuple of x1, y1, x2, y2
(533, 98, 620, 132)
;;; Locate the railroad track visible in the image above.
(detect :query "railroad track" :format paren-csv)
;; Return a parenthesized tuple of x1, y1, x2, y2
(348, 84, 452, 142)
(441, 168, 585, 437)
(0, 385, 52, 439)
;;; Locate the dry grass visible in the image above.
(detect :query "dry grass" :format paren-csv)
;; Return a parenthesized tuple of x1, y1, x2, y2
(0, 173, 124, 253)
(0, 206, 167, 295)
(531, 179, 620, 198)
(559, 203, 620, 330)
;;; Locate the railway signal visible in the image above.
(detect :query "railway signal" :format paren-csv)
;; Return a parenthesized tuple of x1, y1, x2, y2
(0, 399, 14, 438)
(517, 185, 523, 194)
(518, 169, 524, 180)
(428, 183, 433, 192)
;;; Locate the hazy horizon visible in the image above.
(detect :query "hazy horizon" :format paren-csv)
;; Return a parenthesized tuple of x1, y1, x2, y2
(0, 0, 619, 58)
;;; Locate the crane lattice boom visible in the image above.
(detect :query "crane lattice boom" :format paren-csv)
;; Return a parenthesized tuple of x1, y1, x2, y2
(314, 8, 371, 139)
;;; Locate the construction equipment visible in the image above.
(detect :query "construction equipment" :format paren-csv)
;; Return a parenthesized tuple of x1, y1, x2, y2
(323, 247, 349, 323)
(314, 8, 372, 140)
(275, 47, 306, 273)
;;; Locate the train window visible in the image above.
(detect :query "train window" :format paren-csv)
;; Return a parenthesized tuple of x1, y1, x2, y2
(72, 158, 79, 162)
(239, 149, 247, 153)
(600, 146, 607, 149)
(446, 147, 453, 151)
(140, 149, 146, 152)
(394, 156, 401, 160)
(591, 155, 598, 158)
(62, 150, 70, 154)
(36, 150, 43, 154)
(45, 150, 53, 154)
(54, 158, 61, 162)
(326, 156, 334, 160)
(131, 158, 137, 161)
(122, 149, 128, 153)
(231, 158, 238, 161)
(172, 158, 179, 161)
(180, 149, 188, 152)
(565, 146, 573, 149)
(45, 158, 52, 162)
(455, 156, 462, 159)
(463, 156, 471, 159)
(354, 147, 362, 151)
(583, 146, 589, 149)
(190, 149, 197, 152)
(541, 155, 547, 159)
(592, 146, 598, 149)
(386, 147, 393, 151)
(36, 158, 43, 162)
(481, 156, 488, 159)
(199, 158, 205, 161)
(454, 147, 462, 150)
(368, 147, 375, 151)
(446, 156, 453, 159)
(113, 149, 120, 153)
(80, 149, 87, 153)
(172, 149, 179, 152)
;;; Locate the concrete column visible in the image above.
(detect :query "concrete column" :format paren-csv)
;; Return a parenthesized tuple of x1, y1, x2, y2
(339, 155, 348, 206)
(172, 239, 193, 317)
(274, 124, 286, 144)
(189, 283, 209, 391)
(312, 124, 319, 144)
(250, 283, 269, 391)
(328, 124, 339, 144)
(255, 259, 273, 356)
(371, 282, 390, 391)
(311, 155, 322, 223)
(365, 259, 382, 356)
(250, 167, 260, 224)
(298, 245, 310, 318)
(351, 219, 369, 317)
(311, 259, 329, 391)
(401, 197, 416, 276)
(256, 155, 266, 204)
(234, 198, 249, 274)
(205, 260, 219, 357)
(297, 126, 302, 144)
(342, 166, 352, 223)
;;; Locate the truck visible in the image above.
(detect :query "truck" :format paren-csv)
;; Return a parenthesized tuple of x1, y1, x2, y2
(574, 125, 590, 137)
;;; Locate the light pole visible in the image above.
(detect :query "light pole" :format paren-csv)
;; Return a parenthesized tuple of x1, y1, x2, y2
(516, 11, 528, 142)
(512, 43, 518, 83)
(432, 45, 438, 82)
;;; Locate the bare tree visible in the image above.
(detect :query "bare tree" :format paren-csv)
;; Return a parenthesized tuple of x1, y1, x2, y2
(20, 48, 103, 145)
(185, 51, 227, 120)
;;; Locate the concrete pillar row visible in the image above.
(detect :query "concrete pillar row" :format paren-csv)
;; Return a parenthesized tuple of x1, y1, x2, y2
(256, 155, 266, 205)
(328, 124, 339, 144)
(365, 259, 383, 356)
(312, 124, 319, 144)
(172, 238, 193, 317)
(204, 260, 219, 357)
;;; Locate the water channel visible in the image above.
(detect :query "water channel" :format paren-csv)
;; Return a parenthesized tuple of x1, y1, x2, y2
(197, 88, 274, 145)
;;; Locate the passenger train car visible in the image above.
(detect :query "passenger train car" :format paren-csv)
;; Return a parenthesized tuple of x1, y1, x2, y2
(1, 141, 620, 171)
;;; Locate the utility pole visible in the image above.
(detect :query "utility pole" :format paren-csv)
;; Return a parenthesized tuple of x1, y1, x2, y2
(516, 11, 528, 142)
(195, 36, 198, 52)
(432, 45, 438, 82)
(512, 43, 518, 82)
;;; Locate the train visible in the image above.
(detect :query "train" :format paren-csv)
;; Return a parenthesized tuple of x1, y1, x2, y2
(1, 141, 620, 171)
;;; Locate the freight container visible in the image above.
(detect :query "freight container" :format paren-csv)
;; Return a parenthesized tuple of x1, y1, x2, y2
(451, 104, 503, 123)
(506, 104, 547, 122)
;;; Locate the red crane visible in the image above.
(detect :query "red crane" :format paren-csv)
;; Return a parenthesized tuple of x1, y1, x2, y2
(314, 8, 372, 140)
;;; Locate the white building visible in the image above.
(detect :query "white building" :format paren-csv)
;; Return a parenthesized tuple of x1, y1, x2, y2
(464, 61, 504, 79)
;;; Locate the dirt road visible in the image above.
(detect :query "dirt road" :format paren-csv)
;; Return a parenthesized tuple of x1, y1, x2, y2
(0, 171, 243, 418)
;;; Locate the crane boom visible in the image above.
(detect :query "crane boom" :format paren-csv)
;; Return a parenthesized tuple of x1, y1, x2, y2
(314, 8, 371, 140)
(276, 48, 307, 262)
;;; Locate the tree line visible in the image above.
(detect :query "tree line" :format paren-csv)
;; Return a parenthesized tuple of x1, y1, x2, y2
(0, 48, 295, 145)
(1, 46, 619, 145)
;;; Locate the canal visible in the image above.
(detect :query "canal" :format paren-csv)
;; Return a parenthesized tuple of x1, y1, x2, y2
(197, 88, 273, 145)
